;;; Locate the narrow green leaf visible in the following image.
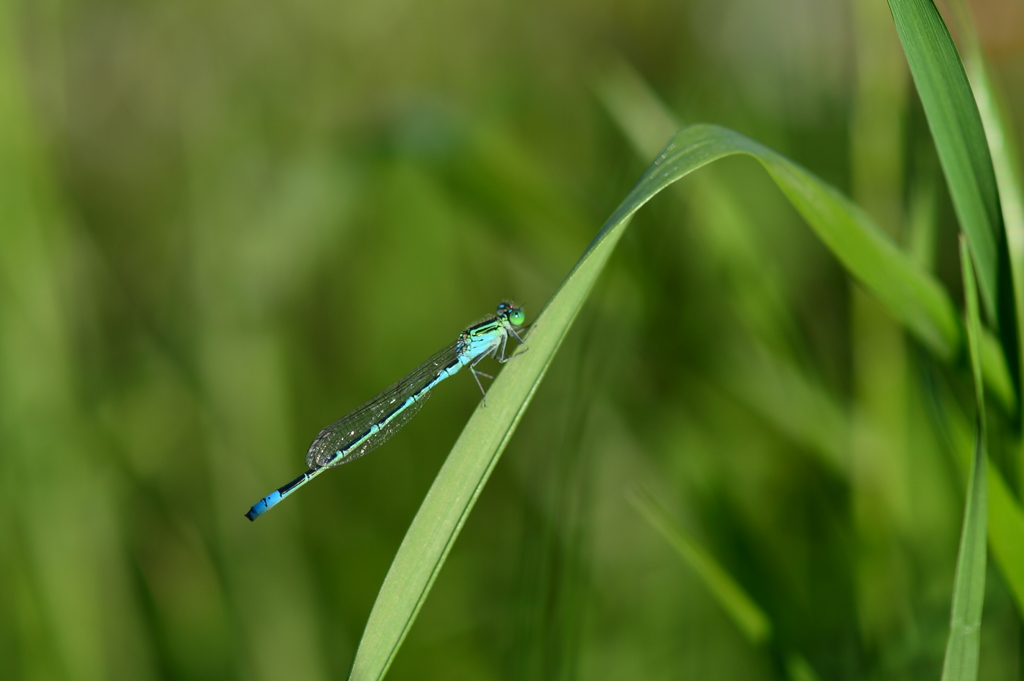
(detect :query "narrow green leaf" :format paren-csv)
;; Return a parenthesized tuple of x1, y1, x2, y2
(597, 65, 849, 471)
(627, 488, 771, 645)
(600, 57, 1012, 411)
(945, 0, 1024, 425)
(940, 238, 988, 681)
(628, 126, 962, 361)
(887, 0, 1019, 398)
(347, 123, 997, 680)
(944, 0, 1024, 266)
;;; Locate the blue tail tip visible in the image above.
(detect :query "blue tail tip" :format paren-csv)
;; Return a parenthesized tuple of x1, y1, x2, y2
(245, 491, 282, 522)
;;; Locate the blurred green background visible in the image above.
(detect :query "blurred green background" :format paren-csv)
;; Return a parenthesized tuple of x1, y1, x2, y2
(3, 0, 1024, 679)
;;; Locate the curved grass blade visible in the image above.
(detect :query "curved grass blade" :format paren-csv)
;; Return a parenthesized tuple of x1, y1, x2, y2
(347, 123, 998, 680)
(599, 56, 1012, 409)
(940, 238, 988, 681)
(597, 62, 850, 472)
(887, 0, 1019, 400)
(945, 0, 1024, 282)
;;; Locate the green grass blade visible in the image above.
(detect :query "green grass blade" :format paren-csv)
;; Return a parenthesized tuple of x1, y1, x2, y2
(627, 125, 962, 362)
(940, 238, 988, 681)
(944, 0, 1024, 442)
(627, 488, 771, 645)
(887, 0, 1018, 397)
(348, 122, 997, 680)
(598, 57, 1013, 410)
(945, 0, 1024, 268)
(597, 63, 850, 471)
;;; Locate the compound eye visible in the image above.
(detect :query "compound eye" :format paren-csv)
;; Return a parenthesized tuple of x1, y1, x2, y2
(509, 308, 525, 326)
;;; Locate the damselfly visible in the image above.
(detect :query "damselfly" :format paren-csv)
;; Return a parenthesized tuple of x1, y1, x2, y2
(245, 302, 526, 521)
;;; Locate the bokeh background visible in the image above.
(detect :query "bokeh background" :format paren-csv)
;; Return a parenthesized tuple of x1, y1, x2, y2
(3, 0, 1024, 679)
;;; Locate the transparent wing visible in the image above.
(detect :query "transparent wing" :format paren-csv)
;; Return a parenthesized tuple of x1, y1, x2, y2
(305, 340, 462, 468)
